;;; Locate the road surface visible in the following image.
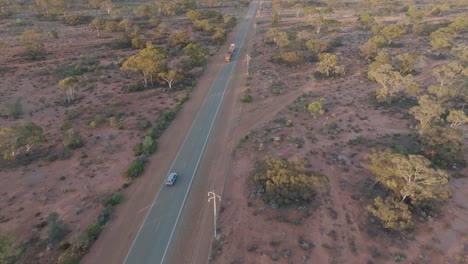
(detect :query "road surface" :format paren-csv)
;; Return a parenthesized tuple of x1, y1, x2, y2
(123, 2, 259, 264)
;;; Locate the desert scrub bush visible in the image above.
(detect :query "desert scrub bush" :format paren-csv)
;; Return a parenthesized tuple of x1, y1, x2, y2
(58, 250, 80, 264)
(49, 30, 58, 39)
(58, 146, 72, 160)
(125, 158, 145, 179)
(65, 108, 80, 120)
(86, 222, 103, 242)
(138, 120, 151, 130)
(60, 120, 73, 130)
(108, 116, 122, 129)
(5, 99, 23, 119)
(108, 34, 132, 49)
(89, 114, 105, 128)
(367, 196, 413, 231)
(131, 37, 146, 49)
(62, 129, 84, 149)
(20, 29, 45, 60)
(58, 241, 70, 250)
(253, 157, 319, 207)
(63, 15, 92, 26)
(308, 98, 326, 118)
(0, 235, 22, 264)
(41, 212, 70, 245)
(103, 192, 123, 207)
(241, 94, 253, 103)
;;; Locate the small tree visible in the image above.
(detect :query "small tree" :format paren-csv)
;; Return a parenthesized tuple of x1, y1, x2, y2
(169, 30, 189, 47)
(359, 35, 386, 59)
(305, 39, 330, 55)
(134, 3, 154, 18)
(20, 29, 45, 60)
(430, 27, 455, 50)
(410, 95, 444, 130)
(367, 151, 451, 205)
(280, 51, 303, 64)
(183, 43, 207, 67)
(380, 24, 406, 45)
(121, 43, 167, 87)
(274, 31, 290, 48)
(158, 70, 178, 90)
(59, 76, 79, 104)
(89, 18, 106, 38)
(272, 12, 281, 24)
(446, 109, 467, 128)
(311, 16, 326, 34)
(0, 122, 46, 160)
(368, 64, 419, 103)
(357, 12, 374, 30)
(186, 9, 201, 21)
(315, 53, 345, 77)
(419, 125, 464, 162)
(396, 53, 416, 74)
(211, 27, 226, 44)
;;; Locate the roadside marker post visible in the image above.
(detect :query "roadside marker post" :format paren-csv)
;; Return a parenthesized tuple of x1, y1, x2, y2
(208, 191, 221, 238)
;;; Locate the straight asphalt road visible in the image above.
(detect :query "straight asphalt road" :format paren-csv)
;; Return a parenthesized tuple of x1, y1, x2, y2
(123, 2, 258, 264)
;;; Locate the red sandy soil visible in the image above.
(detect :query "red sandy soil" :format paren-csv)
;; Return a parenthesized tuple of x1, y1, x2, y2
(1, 1, 467, 264)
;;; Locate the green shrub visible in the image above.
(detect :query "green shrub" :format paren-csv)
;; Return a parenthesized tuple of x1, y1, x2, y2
(241, 94, 253, 103)
(155, 120, 169, 131)
(0, 235, 22, 264)
(253, 157, 317, 207)
(60, 120, 73, 130)
(89, 114, 105, 128)
(58, 241, 70, 250)
(58, 250, 80, 264)
(133, 143, 143, 156)
(125, 159, 145, 179)
(58, 147, 72, 160)
(162, 110, 177, 122)
(103, 192, 124, 207)
(6, 100, 23, 119)
(108, 116, 121, 129)
(86, 222, 103, 242)
(108, 34, 132, 49)
(66, 109, 80, 120)
(63, 15, 92, 26)
(131, 37, 146, 49)
(49, 30, 58, 39)
(138, 120, 151, 130)
(63, 129, 84, 149)
(42, 212, 70, 244)
(142, 136, 157, 155)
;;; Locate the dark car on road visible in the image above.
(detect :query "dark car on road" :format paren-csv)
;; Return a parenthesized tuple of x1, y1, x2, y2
(165, 172, 177, 186)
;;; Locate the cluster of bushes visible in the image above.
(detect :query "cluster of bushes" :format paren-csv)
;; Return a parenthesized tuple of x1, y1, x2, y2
(57, 191, 124, 264)
(253, 157, 322, 207)
(126, 95, 189, 180)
